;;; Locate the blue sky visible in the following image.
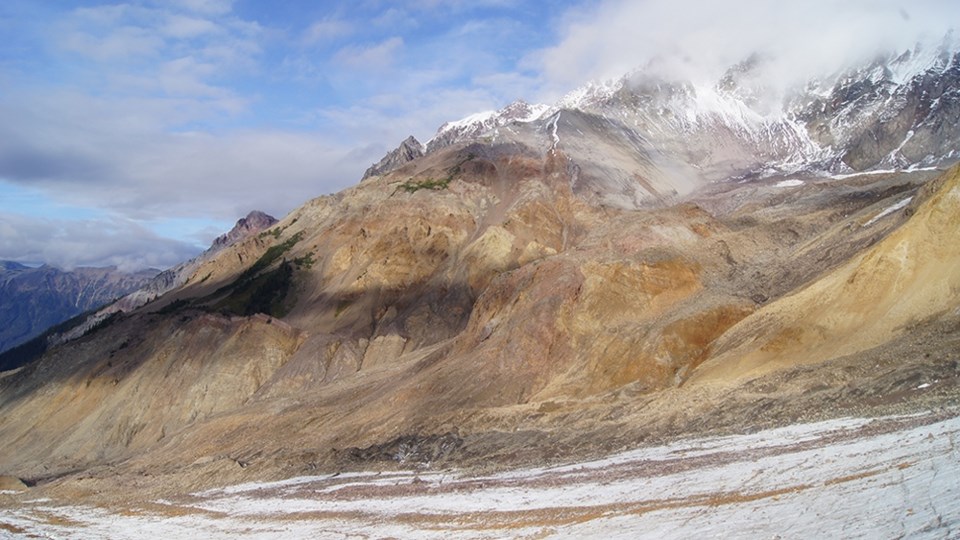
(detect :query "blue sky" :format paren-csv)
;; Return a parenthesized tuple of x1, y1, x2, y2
(0, 0, 955, 270)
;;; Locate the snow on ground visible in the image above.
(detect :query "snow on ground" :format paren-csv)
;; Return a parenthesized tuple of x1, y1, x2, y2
(775, 179, 805, 188)
(864, 196, 913, 227)
(829, 169, 903, 180)
(2, 412, 958, 539)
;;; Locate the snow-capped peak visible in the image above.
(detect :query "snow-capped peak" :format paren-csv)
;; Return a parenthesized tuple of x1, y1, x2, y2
(426, 99, 550, 152)
(554, 79, 624, 111)
(436, 110, 499, 134)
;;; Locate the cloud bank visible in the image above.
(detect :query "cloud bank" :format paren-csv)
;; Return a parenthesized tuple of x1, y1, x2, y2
(535, 0, 959, 96)
(0, 213, 200, 272)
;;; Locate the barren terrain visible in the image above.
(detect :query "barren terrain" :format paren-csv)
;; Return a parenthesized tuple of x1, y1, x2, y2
(1, 144, 958, 538)
(2, 408, 957, 538)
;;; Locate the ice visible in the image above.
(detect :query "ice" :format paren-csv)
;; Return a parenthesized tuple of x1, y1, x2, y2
(548, 111, 561, 149)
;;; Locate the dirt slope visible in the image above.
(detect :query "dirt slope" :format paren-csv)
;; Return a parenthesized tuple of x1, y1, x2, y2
(691, 164, 960, 383)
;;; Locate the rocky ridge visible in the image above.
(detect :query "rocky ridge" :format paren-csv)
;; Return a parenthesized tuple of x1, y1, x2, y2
(209, 211, 277, 252)
(362, 136, 425, 180)
(367, 40, 960, 209)
(38, 210, 277, 352)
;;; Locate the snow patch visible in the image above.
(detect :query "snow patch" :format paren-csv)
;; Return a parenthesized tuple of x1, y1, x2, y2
(863, 196, 913, 227)
(775, 179, 805, 188)
(555, 79, 622, 110)
(547, 111, 561, 151)
(439, 110, 497, 132)
(829, 169, 902, 180)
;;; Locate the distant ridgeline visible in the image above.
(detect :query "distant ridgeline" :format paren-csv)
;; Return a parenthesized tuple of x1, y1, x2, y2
(0, 262, 158, 365)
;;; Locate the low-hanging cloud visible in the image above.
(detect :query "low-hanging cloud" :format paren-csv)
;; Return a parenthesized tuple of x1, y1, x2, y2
(535, 0, 959, 97)
(0, 213, 201, 272)
(0, 89, 365, 222)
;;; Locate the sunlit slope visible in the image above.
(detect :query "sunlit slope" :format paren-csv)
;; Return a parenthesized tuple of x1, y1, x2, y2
(692, 163, 960, 383)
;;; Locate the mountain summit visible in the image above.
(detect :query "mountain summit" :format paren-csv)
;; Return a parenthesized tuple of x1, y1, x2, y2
(362, 136, 425, 180)
(210, 211, 278, 252)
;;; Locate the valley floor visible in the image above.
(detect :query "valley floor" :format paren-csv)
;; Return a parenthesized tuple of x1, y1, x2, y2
(2, 409, 958, 539)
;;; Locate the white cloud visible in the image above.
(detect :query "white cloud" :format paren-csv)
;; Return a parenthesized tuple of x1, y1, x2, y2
(157, 56, 230, 98)
(534, 0, 960, 98)
(0, 213, 201, 271)
(303, 18, 353, 45)
(167, 0, 234, 16)
(333, 36, 404, 70)
(371, 8, 418, 30)
(162, 14, 220, 39)
(60, 24, 165, 61)
(0, 88, 362, 224)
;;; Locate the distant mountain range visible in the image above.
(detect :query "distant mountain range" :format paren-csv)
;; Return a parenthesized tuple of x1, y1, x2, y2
(0, 262, 157, 354)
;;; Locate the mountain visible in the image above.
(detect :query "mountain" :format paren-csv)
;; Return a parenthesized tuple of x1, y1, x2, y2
(368, 40, 959, 210)
(0, 263, 157, 355)
(425, 99, 551, 153)
(362, 136, 425, 180)
(40, 210, 279, 347)
(0, 44, 959, 525)
(209, 210, 277, 252)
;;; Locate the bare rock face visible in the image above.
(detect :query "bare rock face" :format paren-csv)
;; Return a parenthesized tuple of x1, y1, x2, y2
(362, 135, 424, 179)
(210, 211, 277, 252)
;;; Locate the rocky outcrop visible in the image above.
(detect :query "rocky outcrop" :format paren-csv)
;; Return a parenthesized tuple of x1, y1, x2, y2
(210, 211, 277, 252)
(362, 135, 424, 179)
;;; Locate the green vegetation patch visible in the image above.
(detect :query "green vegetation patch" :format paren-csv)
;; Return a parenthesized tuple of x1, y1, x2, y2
(215, 260, 293, 318)
(398, 177, 451, 193)
(395, 153, 476, 194)
(293, 252, 315, 270)
(207, 231, 305, 318)
(239, 231, 303, 285)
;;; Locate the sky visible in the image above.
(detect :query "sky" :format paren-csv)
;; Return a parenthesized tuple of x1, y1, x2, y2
(0, 0, 956, 271)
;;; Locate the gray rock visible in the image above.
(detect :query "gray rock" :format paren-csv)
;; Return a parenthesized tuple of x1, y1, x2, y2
(362, 136, 424, 179)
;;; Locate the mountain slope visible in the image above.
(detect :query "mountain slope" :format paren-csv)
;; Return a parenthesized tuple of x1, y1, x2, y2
(367, 41, 960, 210)
(692, 162, 960, 382)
